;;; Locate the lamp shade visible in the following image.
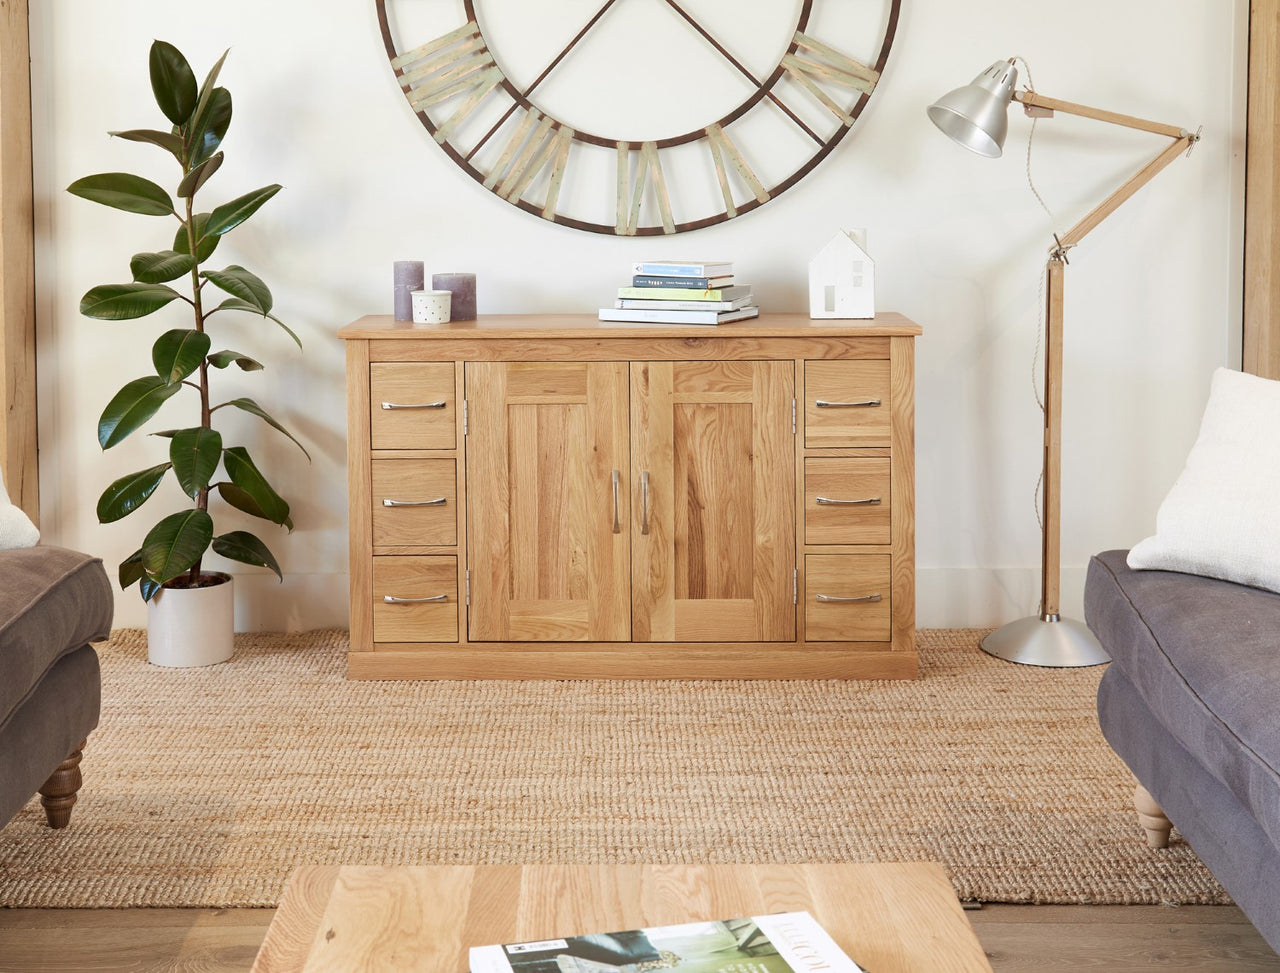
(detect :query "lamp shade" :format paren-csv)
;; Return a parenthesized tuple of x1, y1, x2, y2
(928, 59, 1018, 158)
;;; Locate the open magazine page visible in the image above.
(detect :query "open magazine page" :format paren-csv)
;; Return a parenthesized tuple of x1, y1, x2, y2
(470, 911, 866, 973)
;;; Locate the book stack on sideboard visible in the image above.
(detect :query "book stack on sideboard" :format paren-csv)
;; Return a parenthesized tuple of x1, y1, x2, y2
(599, 260, 759, 325)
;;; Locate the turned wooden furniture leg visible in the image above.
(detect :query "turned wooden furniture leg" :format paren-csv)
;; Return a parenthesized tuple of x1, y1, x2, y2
(1134, 783, 1172, 849)
(38, 739, 86, 829)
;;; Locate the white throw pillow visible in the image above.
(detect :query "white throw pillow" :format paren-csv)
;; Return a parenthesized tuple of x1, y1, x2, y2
(1128, 367, 1280, 593)
(0, 469, 39, 549)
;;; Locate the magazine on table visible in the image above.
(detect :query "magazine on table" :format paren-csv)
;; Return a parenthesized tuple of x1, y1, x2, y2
(470, 910, 866, 973)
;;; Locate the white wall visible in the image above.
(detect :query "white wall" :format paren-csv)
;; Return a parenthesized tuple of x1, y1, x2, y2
(29, 1, 1247, 631)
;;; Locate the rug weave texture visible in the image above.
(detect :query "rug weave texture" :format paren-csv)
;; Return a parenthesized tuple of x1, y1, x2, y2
(0, 629, 1228, 908)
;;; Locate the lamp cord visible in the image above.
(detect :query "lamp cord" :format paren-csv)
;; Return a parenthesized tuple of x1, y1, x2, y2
(1015, 55, 1057, 531)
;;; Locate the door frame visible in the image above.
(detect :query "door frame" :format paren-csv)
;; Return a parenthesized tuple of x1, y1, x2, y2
(1246, 0, 1280, 378)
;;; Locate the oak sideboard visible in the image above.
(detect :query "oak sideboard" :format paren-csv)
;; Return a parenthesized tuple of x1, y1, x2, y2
(340, 312, 920, 679)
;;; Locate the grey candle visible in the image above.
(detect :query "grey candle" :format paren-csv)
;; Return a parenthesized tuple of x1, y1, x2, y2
(431, 272, 476, 321)
(393, 261, 425, 321)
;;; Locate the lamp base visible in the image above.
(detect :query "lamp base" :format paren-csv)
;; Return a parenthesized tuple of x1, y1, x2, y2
(980, 615, 1110, 668)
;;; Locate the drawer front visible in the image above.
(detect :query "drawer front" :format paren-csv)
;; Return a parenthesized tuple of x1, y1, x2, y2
(371, 459, 457, 547)
(804, 457, 891, 545)
(373, 556, 458, 642)
(805, 554, 891, 641)
(804, 360, 891, 447)
(370, 362, 456, 449)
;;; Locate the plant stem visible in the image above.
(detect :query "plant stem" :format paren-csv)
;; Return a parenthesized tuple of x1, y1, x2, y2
(185, 193, 209, 586)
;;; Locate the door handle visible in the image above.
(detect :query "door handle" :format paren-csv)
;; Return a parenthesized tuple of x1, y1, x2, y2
(383, 594, 449, 604)
(640, 470, 650, 535)
(611, 469, 621, 534)
(815, 398, 881, 408)
(382, 497, 448, 507)
(815, 496, 882, 506)
(815, 593, 882, 603)
(381, 400, 446, 410)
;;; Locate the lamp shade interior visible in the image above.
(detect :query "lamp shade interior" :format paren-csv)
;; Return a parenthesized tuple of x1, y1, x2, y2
(927, 59, 1019, 159)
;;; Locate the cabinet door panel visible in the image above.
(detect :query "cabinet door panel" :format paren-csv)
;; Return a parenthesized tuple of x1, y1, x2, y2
(632, 360, 795, 642)
(467, 361, 630, 642)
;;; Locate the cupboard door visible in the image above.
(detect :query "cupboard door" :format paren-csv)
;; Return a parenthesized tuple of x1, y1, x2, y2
(631, 360, 795, 642)
(466, 361, 630, 641)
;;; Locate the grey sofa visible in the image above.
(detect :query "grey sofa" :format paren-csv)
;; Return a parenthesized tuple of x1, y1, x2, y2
(1085, 549, 1280, 954)
(0, 546, 112, 829)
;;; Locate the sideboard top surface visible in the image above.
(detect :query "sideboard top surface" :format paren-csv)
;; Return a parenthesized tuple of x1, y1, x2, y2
(338, 312, 922, 341)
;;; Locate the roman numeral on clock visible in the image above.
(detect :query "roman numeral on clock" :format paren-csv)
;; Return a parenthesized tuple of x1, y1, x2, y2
(706, 123, 770, 219)
(481, 110, 575, 216)
(391, 22, 506, 144)
(616, 142, 675, 236)
(782, 31, 881, 127)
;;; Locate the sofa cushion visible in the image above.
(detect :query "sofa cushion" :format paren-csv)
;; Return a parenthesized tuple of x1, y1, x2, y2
(0, 546, 113, 721)
(1085, 549, 1280, 851)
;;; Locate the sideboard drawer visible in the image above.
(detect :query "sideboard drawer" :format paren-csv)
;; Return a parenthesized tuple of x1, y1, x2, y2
(370, 362, 456, 449)
(804, 457, 891, 545)
(371, 459, 457, 547)
(372, 556, 458, 642)
(804, 360, 891, 447)
(805, 554, 892, 641)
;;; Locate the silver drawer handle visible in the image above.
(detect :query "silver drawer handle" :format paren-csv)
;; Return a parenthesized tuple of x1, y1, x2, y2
(815, 593, 882, 603)
(381, 400, 446, 410)
(815, 398, 881, 408)
(382, 497, 448, 507)
(815, 496, 882, 506)
(383, 594, 448, 604)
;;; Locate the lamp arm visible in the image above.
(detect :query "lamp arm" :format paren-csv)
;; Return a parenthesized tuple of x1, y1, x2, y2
(1012, 90, 1199, 252)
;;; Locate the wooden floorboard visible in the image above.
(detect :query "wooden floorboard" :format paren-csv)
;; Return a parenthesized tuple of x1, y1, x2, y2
(0, 905, 1275, 972)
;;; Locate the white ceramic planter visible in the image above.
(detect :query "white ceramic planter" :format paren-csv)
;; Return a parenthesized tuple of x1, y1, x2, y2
(146, 573, 234, 667)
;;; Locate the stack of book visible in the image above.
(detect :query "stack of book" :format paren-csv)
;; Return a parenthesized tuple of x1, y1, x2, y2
(598, 260, 759, 325)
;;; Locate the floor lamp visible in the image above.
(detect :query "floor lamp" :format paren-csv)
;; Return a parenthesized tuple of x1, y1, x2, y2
(928, 59, 1199, 667)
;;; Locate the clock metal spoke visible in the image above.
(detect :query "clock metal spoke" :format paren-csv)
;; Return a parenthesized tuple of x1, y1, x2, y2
(522, 0, 624, 100)
(659, 0, 823, 145)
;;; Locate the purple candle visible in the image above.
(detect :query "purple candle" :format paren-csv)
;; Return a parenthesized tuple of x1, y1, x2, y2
(393, 261, 424, 321)
(431, 272, 476, 321)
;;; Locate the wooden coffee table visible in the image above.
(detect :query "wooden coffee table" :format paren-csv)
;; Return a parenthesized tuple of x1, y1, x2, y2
(251, 863, 992, 973)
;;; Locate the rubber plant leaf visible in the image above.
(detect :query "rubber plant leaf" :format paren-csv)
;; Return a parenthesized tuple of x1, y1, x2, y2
(140, 508, 214, 582)
(209, 298, 301, 349)
(118, 548, 147, 590)
(177, 151, 223, 199)
(96, 463, 172, 524)
(173, 212, 219, 263)
(66, 173, 175, 217)
(152, 328, 211, 384)
(149, 40, 198, 126)
(192, 88, 232, 166)
(130, 250, 195, 284)
(206, 349, 263, 371)
(203, 265, 272, 313)
(183, 50, 229, 161)
(108, 128, 184, 160)
(80, 282, 183, 320)
(215, 396, 309, 459)
(170, 427, 223, 498)
(212, 530, 282, 580)
(214, 481, 293, 531)
(98, 376, 182, 449)
(203, 185, 281, 238)
(221, 446, 290, 526)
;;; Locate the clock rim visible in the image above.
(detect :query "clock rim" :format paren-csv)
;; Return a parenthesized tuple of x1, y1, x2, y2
(375, 0, 902, 234)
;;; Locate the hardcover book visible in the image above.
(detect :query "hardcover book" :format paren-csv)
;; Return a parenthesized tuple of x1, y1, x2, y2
(632, 275, 736, 289)
(631, 261, 733, 278)
(616, 285, 750, 302)
(616, 296, 754, 312)
(470, 911, 866, 973)
(598, 306, 760, 325)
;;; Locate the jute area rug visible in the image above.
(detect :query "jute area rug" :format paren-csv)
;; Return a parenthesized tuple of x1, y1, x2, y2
(0, 629, 1227, 909)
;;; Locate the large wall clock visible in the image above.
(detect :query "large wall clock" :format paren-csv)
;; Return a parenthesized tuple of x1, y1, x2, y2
(375, 0, 901, 235)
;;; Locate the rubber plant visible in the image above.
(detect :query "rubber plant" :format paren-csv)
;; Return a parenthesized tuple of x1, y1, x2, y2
(68, 40, 306, 601)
